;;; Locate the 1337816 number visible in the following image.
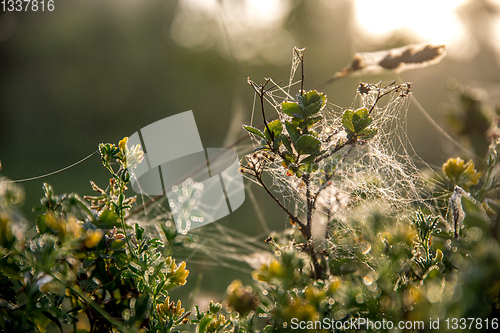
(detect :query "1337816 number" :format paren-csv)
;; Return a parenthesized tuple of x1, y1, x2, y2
(1, 0, 55, 12)
(445, 317, 498, 330)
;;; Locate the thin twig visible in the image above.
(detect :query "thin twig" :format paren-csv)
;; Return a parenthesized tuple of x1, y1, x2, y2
(255, 175, 304, 228)
(247, 78, 282, 143)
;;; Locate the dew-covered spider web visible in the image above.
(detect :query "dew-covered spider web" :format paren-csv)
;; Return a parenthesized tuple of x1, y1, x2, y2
(128, 47, 450, 273)
(243, 48, 450, 235)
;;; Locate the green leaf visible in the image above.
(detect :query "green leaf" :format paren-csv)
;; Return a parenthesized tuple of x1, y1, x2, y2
(253, 145, 270, 152)
(134, 223, 144, 241)
(155, 280, 166, 297)
(95, 209, 120, 228)
(306, 115, 323, 128)
(83, 258, 96, 269)
(352, 107, 373, 133)
(209, 301, 222, 314)
(297, 90, 326, 116)
(281, 135, 293, 154)
(299, 152, 321, 164)
(42, 311, 63, 333)
(284, 152, 296, 164)
(285, 121, 300, 142)
(198, 316, 214, 333)
(281, 101, 306, 119)
(272, 135, 282, 150)
(67, 306, 83, 315)
(342, 109, 355, 134)
(78, 279, 99, 293)
(112, 251, 129, 270)
(242, 125, 265, 139)
(264, 119, 283, 142)
(295, 134, 321, 155)
(195, 305, 203, 320)
(291, 116, 303, 128)
(360, 128, 378, 140)
(343, 108, 374, 136)
(36, 215, 49, 234)
(121, 271, 140, 279)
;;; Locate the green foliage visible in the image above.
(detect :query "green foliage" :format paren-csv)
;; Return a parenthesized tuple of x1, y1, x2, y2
(243, 90, 329, 177)
(342, 108, 378, 140)
(237, 52, 500, 332)
(0, 138, 192, 333)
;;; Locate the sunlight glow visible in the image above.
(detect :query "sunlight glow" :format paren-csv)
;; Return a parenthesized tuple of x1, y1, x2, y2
(354, 0, 469, 56)
(171, 0, 292, 63)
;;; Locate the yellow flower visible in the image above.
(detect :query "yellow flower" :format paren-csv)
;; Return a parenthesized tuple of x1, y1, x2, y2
(84, 229, 103, 248)
(206, 314, 226, 332)
(166, 258, 189, 286)
(280, 297, 319, 326)
(268, 260, 284, 277)
(44, 213, 82, 240)
(433, 249, 443, 264)
(252, 260, 284, 282)
(226, 279, 259, 315)
(157, 296, 186, 322)
(443, 157, 481, 191)
(117, 136, 144, 169)
(118, 137, 128, 154)
(304, 284, 326, 304)
(403, 286, 423, 307)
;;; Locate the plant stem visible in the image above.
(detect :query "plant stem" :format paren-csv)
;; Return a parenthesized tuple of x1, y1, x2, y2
(255, 174, 303, 228)
(254, 172, 323, 278)
(303, 173, 324, 279)
(118, 169, 134, 258)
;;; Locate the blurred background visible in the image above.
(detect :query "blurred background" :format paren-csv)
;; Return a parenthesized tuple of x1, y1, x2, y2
(2, 0, 500, 305)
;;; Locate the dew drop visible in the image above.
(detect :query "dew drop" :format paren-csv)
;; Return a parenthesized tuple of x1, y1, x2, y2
(363, 275, 374, 286)
(360, 241, 371, 255)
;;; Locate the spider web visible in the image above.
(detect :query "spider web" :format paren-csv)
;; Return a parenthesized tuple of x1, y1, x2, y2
(243, 48, 449, 238)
